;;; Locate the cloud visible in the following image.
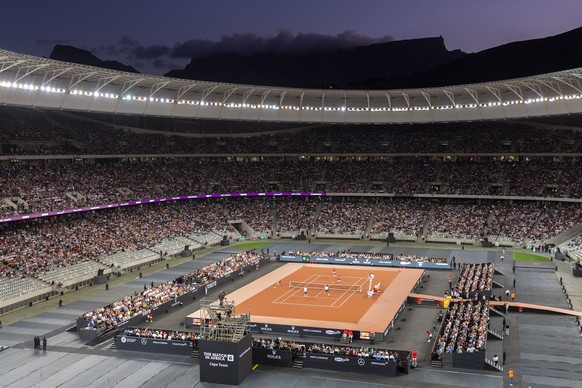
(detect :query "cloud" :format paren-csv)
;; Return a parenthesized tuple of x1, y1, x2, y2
(134, 44, 170, 59)
(118, 35, 141, 48)
(169, 30, 394, 58)
(75, 30, 394, 75)
(152, 58, 182, 70)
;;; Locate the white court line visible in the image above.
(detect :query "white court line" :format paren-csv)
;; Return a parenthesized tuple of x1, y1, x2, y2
(330, 277, 367, 308)
(274, 275, 367, 308)
(273, 274, 319, 303)
(271, 300, 338, 308)
(276, 274, 329, 303)
(276, 275, 317, 303)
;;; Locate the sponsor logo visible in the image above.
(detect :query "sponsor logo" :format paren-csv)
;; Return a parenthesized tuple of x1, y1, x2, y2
(171, 342, 188, 347)
(261, 324, 272, 332)
(335, 258, 346, 262)
(267, 350, 282, 360)
(206, 281, 217, 290)
(152, 341, 168, 345)
(309, 355, 329, 360)
(357, 358, 366, 366)
(418, 262, 423, 267)
(303, 329, 322, 333)
(334, 357, 350, 362)
(399, 262, 411, 265)
(141, 338, 148, 345)
(325, 330, 341, 335)
(203, 352, 234, 362)
(120, 336, 127, 343)
(208, 362, 229, 368)
(371, 361, 387, 366)
(287, 325, 300, 334)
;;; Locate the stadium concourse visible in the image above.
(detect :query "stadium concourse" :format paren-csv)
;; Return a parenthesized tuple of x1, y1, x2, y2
(0, 239, 580, 387)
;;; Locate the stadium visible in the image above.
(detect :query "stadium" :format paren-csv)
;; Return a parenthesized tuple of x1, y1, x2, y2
(1, 30, 582, 388)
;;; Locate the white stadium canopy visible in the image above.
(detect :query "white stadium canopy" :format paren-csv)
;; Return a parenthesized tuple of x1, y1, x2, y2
(0, 48, 581, 124)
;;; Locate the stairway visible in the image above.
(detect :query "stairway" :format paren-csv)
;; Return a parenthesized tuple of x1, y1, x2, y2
(492, 279, 504, 289)
(494, 268, 506, 276)
(487, 328, 504, 340)
(422, 206, 436, 239)
(191, 349, 199, 359)
(490, 306, 505, 317)
(484, 358, 504, 372)
(109, 338, 117, 350)
(429, 358, 443, 368)
(364, 202, 378, 238)
(292, 355, 304, 369)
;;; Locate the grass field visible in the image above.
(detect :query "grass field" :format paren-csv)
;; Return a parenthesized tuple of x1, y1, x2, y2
(233, 241, 271, 249)
(514, 252, 551, 262)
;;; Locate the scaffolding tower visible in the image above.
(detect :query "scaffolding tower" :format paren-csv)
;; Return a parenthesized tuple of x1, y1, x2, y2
(199, 297, 250, 342)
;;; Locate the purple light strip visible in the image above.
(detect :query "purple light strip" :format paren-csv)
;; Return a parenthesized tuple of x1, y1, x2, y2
(0, 191, 326, 224)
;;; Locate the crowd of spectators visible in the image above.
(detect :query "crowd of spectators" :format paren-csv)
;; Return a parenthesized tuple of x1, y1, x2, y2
(370, 199, 431, 238)
(528, 204, 582, 242)
(82, 250, 265, 329)
(251, 336, 406, 363)
(287, 249, 447, 263)
(2, 195, 580, 284)
(222, 198, 273, 235)
(2, 158, 582, 219)
(429, 202, 491, 240)
(120, 327, 199, 342)
(252, 337, 303, 355)
(2, 107, 581, 155)
(435, 300, 489, 356)
(453, 263, 494, 296)
(83, 280, 194, 330)
(275, 197, 318, 234)
(305, 342, 403, 362)
(316, 198, 373, 236)
(180, 251, 266, 286)
(487, 202, 542, 243)
(0, 201, 235, 278)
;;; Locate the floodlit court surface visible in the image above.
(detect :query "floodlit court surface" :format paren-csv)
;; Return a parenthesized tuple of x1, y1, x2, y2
(188, 263, 424, 333)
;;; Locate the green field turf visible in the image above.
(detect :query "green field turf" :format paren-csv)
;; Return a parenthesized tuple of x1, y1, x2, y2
(233, 241, 271, 250)
(513, 252, 551, 262)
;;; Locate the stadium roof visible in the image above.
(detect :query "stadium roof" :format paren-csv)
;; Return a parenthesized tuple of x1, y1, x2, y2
(1, 48, 582, 124)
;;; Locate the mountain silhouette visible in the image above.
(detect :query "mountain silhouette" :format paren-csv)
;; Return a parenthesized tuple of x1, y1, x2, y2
(165, 36, 465, 89)
(384, 26, 582, 88)
(49, 45, 139, 74)
(49, 26, 582, 89)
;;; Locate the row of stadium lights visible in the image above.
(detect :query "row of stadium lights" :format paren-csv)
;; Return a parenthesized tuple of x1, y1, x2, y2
(1, 81, 581, 111)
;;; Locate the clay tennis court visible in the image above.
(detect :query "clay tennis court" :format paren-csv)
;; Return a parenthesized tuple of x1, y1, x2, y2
(188, 263, 424, 333)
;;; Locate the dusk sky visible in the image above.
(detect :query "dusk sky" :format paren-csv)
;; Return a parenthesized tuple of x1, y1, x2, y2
(1, 0, 582, 75)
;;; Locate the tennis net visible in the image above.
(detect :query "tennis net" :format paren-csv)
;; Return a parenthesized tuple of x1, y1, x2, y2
(288, 281, 362, 293)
